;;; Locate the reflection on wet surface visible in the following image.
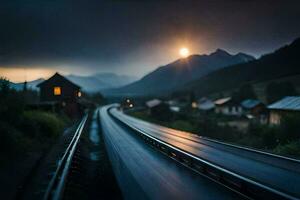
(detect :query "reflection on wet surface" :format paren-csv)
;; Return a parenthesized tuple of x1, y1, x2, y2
(89, 109, 101, 161)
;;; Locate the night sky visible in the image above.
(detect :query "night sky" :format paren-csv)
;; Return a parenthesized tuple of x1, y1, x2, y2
(1, 0, 300, 81)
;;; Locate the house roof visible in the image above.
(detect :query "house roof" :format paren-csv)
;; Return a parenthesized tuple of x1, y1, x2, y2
(37, 72, 81, 89)
(214, 97, 231, 105)
(197, 97, 215, 110)
(241, 99, 262, 109)
(268, 96, 300, 111)
(145, 99, 162, 108)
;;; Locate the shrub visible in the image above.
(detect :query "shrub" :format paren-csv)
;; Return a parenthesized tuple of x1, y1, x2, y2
(273, 141, 300, 158)
(22, 111, 65, 140)
(277, 114, 300, 143)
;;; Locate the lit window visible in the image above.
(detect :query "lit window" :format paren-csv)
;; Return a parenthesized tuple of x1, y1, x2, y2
(54, 87, 61, 95)
(78, 91, 82, 97)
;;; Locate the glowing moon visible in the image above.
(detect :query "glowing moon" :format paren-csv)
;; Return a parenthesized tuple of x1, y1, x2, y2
(179, 47, 189, 58)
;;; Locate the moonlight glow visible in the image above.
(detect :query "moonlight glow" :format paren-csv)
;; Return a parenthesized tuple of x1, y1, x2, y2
(179, 48, 189, 58)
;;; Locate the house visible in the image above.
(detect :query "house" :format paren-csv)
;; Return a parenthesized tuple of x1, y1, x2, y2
(241, 99, 265, 116)
(268, 96, 300, 125)
(214, 97, 243, 116)
(166, 99, 182, 112)
(146, 99, 162, 108)
(37, 72, 82, 118)
(37, 72, 81, 102)
(197, 97, 215, 112)
(145, 99, 172, 120)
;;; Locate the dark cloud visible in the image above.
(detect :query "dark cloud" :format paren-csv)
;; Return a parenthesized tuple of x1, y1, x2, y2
(0, 0, 300, 76)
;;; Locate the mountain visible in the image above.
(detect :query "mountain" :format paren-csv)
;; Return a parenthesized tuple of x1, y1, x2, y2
(179, 37, 300, 96)
(10, 73, 137, 93)
(105, 49, 255, 96)
(10, 78, 45, 91)
(66, 75, 110, 92)
(66, 73, 137, 92)
(93, 73, 137, 88)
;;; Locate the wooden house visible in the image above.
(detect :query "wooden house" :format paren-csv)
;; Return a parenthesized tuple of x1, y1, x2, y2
(197, 97, 215, 112)
(214, 97, 243, 116)
(145, 99, 162, 114)
(37, 72, 82, 118)
(241, 99, 265, 116)
(268, 96, 300, 125)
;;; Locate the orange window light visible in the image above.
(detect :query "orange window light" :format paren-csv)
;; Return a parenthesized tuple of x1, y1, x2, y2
(54, 87, 61, 95)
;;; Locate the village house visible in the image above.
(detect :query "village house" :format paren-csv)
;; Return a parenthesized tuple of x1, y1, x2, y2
(145, 99, 163, 114)
(214, 97, 243, 116)
(166, 99, 182, 112)
(37, 72, 82, 118)
(268, 96, 300, 125)
(241, 99, 265, 116)
(197, 97, 215, 112)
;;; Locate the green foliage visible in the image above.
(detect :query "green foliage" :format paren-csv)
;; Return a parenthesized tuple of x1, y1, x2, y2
(265, 81, 298, 103)
(0, 78, 69, 158)
(22, 111, 65, 139)
(277, 114, 300, 143)
(273, 141, 300, 157)
(0, 78, 25, 124)
(0, 77, 10, 93)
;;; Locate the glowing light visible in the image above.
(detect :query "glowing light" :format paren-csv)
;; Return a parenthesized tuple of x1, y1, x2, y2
(191, 102, 198, 108)
(78, 91, 82, 97)
(54, 87, 61, 95)
(179, 47, 189, 58)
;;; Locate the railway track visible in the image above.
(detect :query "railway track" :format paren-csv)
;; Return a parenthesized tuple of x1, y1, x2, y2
(107, 106, 300, 200)
(43, 114, 88, 200)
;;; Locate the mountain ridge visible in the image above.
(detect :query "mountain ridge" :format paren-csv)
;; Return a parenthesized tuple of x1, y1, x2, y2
(10, 73, 138, 92)
(179, 37, 300, 96)
(104, 49, 255, 96)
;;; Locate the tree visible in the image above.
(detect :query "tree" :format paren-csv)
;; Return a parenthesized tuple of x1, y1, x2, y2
(265, 81, 298, 103)
(0, 77, 11, 95)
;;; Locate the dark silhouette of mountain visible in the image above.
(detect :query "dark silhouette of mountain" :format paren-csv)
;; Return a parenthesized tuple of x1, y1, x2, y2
(10, 78, 45, 91)
(93, 73, 138, 88)
(66, 75, 110, 92)
(66, 73, 137, 92)
(11, 73, 137, 93)
(179, 37, 300, 96)
(105, 49, 255, 96)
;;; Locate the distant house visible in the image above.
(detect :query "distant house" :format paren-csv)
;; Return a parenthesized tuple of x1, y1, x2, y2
(146, 99, 162, 108)
(37, 72, 82, 118)
(268, 96, 300, 125)
(241, 99, 265, 116)
(37, 72, 81, 102)
(145, 99, 172, 120)
(197, 97, 215, 112)
(214, 97, 243, 116)
(166, 99, 182, 112)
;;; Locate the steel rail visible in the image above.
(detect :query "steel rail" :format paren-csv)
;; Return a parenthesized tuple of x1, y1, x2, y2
(43, 114, 88, 200)
(109, 107, 299, 200)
